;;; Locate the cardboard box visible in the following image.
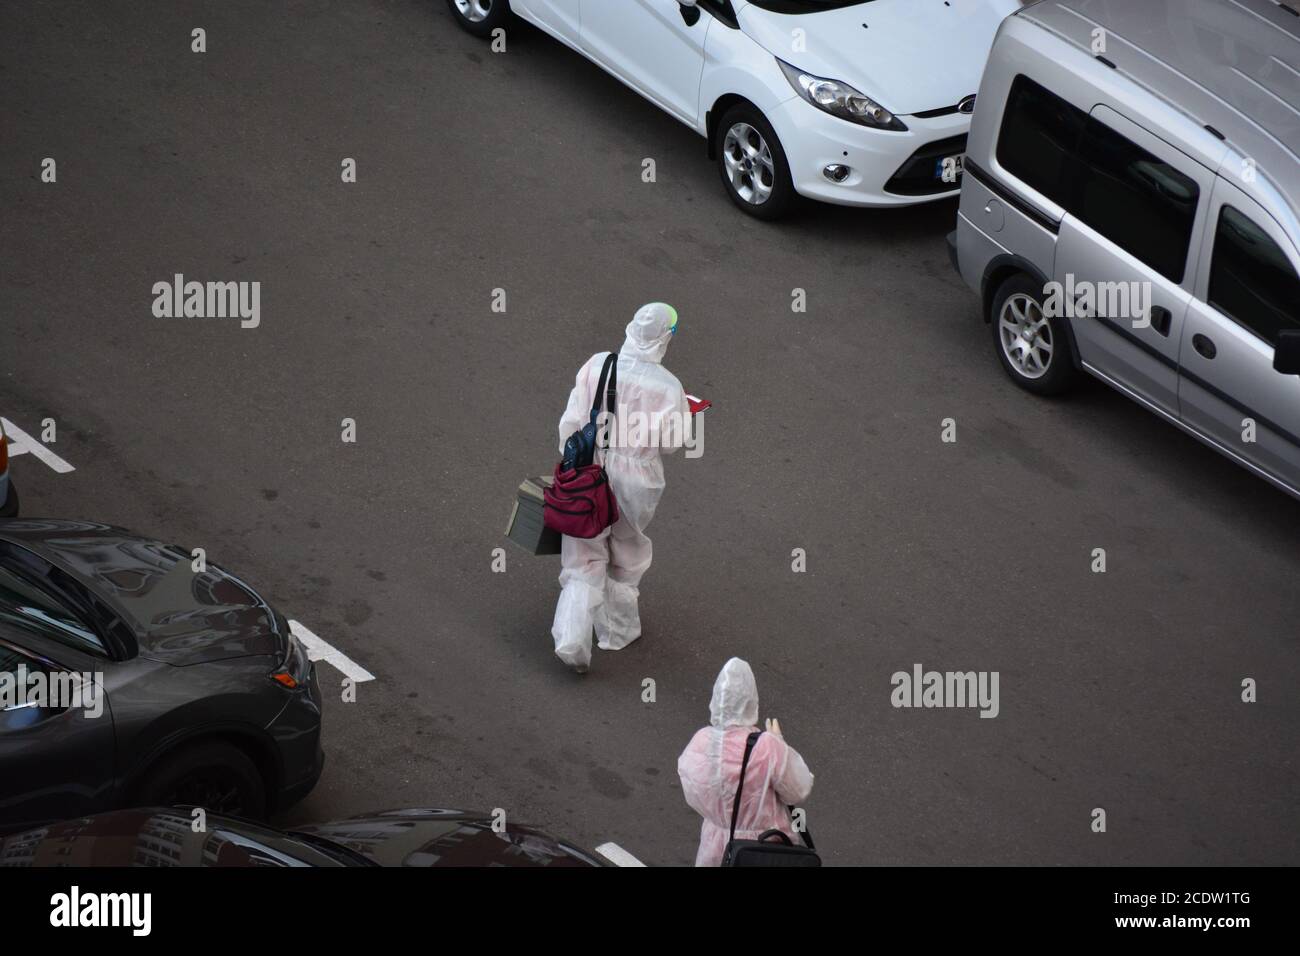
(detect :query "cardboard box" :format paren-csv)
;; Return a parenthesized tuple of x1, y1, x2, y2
(505, 474, 562, 555)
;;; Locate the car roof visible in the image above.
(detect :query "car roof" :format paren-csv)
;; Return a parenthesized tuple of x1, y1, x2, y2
(1020, 0, 1300, 228)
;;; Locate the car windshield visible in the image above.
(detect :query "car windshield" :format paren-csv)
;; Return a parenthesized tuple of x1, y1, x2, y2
(745, 0, 873, 12)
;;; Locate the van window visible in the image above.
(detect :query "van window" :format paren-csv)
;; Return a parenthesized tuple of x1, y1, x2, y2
(1208, 205, 1300, 346)
(997, 75, 1199, 282)
(1074, 116, 1199, 282)
(996, 75, 1086, 209)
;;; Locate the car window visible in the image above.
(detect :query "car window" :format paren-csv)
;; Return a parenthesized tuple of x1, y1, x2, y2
(0, 564, 106, 657)
(0, 643, 68, 729)
(1073, 116, 1199, 282)
(996, 75, 1087, 209)
(1208, 205, 1300, 346)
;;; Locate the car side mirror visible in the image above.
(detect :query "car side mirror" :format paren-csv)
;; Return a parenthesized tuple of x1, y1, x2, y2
(1274, 329, 1300, 375)
(678, 0, 701, 26)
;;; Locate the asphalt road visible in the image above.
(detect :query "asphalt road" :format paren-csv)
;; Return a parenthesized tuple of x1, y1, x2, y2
(2, 0, 1297, 865)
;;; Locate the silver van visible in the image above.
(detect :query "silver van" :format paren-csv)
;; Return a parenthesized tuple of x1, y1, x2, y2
(950, 0, 1300, 501)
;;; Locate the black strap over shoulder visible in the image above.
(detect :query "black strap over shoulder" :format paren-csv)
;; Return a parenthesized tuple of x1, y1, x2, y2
(728, 731, 763, 843)
(726, 730, 815, 850)
(589, 352, 618, 433)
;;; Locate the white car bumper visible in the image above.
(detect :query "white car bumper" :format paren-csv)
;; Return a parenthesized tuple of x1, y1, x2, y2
(769, 96, 973, 208)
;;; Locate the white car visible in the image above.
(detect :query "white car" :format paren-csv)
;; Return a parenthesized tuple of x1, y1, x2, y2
(446, 0, 1020, 218)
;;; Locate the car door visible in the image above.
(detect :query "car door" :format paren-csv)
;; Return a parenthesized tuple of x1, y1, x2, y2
(580, 0, 711, 127)
(512, 0, 581, 47)
(1053, 105, 1213, 418)
(1179, 180, 1300, 495)
(0, 630, 116, 826)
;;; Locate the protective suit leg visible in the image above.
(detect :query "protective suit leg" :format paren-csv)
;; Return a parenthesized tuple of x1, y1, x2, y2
(594, 459, 662, 651)
(552, 530, 609, 670)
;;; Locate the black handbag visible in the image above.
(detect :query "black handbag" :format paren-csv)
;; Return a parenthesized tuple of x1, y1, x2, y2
(720, 731, 820, 867)
(561, 352, 617, 472)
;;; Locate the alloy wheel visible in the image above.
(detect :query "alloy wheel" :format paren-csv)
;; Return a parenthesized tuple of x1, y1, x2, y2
(998, 293, 1054, 380)
(454, 0, 493, 22)
(722, 122, 775, 206)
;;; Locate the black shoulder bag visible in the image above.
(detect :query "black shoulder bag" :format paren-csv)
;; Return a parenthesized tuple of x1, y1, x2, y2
(561, 352, 617, 472)
(720, 731, 820, 867)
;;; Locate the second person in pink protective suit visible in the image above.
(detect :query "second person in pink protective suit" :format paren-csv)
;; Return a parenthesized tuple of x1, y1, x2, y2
(677, 657, 815, 866)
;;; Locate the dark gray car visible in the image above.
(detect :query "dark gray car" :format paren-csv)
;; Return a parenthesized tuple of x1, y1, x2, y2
(0, 519, 323, 827)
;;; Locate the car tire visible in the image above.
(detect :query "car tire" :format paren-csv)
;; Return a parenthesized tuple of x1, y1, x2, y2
(0, 482, 17, 518)
(444, 0, 511, 38)
(136, 740, 269, 819)
(714, 103, 796, 220)
(990, 273, 1080, 396)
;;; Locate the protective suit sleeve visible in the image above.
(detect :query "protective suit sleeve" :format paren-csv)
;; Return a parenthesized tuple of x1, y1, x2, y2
(676, 729, 714, 818)
(657, 380, 693, 456)
(557, 355, 597, 454)
(771, 737, 815, 805)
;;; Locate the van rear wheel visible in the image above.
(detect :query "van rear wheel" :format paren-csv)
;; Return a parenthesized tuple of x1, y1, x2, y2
(990, 274, 1079, 396)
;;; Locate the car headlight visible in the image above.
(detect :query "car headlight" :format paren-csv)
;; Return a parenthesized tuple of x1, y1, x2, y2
(777, 59, 907, 131)
(271, 632, 310, 689)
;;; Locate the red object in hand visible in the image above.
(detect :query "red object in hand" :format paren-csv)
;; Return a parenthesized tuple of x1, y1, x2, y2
(686, 394, 711, 414)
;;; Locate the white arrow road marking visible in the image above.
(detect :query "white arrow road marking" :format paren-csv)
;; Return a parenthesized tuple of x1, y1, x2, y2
(594, 842, 646, 867)
(288, 619, 374, 683)
(1, 417, 75, 473)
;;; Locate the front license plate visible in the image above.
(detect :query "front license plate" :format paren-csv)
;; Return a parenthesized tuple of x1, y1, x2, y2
(935, 153, 965, 182)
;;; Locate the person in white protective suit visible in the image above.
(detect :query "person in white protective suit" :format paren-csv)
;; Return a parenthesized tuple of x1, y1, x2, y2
(677, 657, 815, 866)
(551, 302, 691, 673)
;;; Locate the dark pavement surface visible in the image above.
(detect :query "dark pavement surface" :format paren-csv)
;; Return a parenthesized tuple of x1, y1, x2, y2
(2, 0, 1296, 865)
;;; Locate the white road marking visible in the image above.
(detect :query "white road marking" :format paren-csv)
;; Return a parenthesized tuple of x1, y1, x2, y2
(594, 842, 646, 867)
(288, 619, 375, 683)
(1, 417, 75, 473)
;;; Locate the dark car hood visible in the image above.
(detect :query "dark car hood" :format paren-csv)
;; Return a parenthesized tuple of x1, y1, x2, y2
(296, 809, 607, 867)
(0, 519, 284, 665)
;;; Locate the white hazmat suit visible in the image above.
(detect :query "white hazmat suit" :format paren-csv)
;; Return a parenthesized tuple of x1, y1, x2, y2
(551, 303, 691, 672)
(677, 658, 815, 866)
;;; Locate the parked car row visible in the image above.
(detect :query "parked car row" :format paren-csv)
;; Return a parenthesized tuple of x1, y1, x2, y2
(449, 0, 1300, 500)
(0, 517, 601, 865)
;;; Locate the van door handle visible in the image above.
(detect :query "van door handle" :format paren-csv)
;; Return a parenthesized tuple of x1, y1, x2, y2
(1193, 333, 1217, 360)
(1149, 306, 1171, 337)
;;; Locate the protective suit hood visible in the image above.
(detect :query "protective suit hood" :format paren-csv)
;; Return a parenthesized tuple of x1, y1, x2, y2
(709, 657, 759, 729)
(621, 302, 675, 365)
